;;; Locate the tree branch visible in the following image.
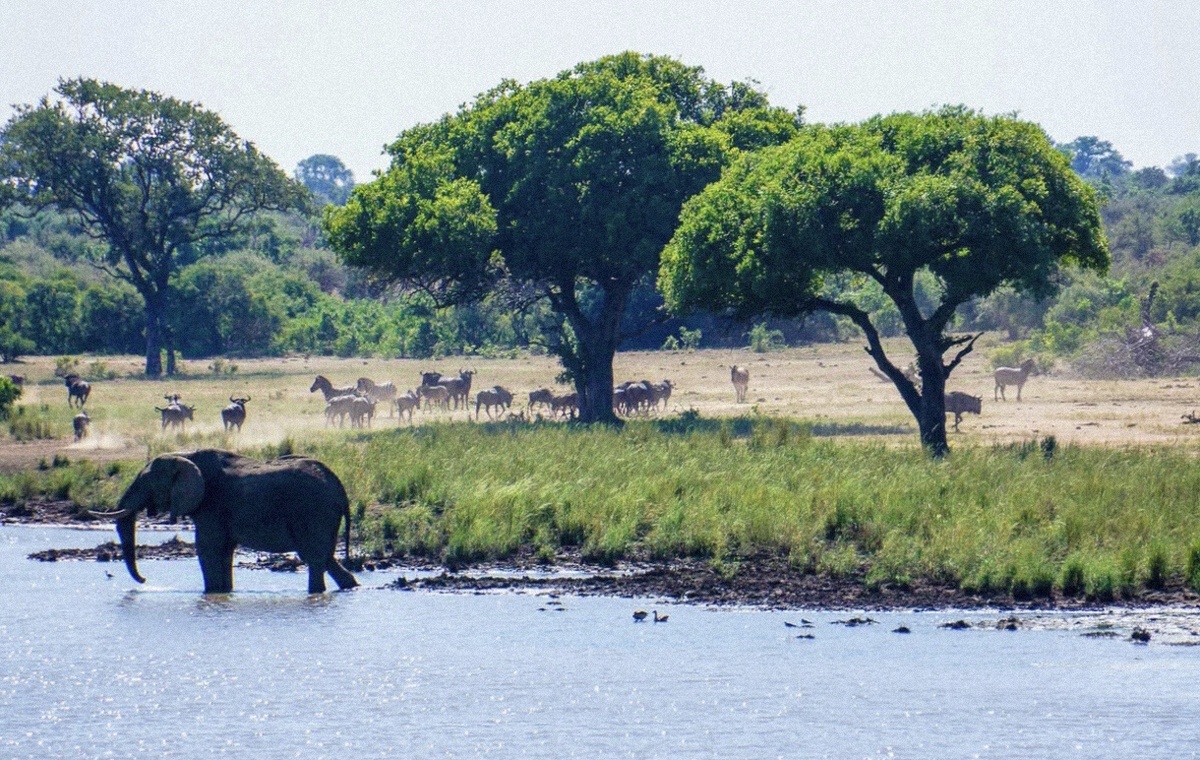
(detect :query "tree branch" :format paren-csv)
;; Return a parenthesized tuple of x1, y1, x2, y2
(943, 332, 983, 376)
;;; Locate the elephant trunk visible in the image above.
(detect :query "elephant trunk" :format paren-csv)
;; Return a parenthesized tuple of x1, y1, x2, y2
(116, 511, 145, 584)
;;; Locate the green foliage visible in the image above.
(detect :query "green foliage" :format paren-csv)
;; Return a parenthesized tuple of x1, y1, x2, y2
(662, 107, 1109, 453)
(1057, 136, 1132, 180)
(326, 52, 799, 421)
(747, 322, 785, 352)
(53, 356, 80, 377)
(295, 154, 355, 206)
(0, 376, 21, 419)
(0, 78, 307, 376)
(6, 404, 57, 440)
(662, 326, 703, 352)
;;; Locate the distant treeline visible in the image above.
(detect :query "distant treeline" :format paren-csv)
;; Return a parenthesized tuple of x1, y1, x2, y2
(2, 144, 1199, 371)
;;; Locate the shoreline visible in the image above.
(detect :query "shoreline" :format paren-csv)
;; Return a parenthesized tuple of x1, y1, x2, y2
(10, 502, 1200, 616)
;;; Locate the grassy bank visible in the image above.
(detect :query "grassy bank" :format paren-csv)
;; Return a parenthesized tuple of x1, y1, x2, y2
(6, 415, 1200, 601)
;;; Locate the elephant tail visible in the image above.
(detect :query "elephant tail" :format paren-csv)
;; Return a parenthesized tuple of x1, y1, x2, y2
(343, 499, 352, 561)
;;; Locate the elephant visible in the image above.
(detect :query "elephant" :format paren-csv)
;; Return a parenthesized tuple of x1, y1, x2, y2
(109, 449, 359, 593)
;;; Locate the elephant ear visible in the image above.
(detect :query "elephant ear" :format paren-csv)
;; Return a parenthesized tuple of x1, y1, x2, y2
(152, 455, 205, 519)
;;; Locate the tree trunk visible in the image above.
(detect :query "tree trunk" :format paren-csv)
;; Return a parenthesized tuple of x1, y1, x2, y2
(913, 349, 948, 458)
(890, 283, 949, 457)
(165, 326, 177, 376)
(144, 304, 164, 378)
(577, 341, 618, 424)
(560, 283, 628, 425)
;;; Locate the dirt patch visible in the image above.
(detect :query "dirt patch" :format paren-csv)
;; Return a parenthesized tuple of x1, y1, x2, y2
(7, 341, 1200, 470)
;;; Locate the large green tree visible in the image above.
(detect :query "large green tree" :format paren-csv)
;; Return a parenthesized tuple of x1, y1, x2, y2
(660, 107, 1109, 455)
(0, 78, 305, 376)
(326, 52, 800, 422)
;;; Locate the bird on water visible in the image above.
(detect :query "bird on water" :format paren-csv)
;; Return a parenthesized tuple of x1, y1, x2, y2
(632, 610, 648, 622)
(653, 610, 669, 623)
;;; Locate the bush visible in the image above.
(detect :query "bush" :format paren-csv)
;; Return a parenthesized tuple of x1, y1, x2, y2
(0, 376, 21, 419)
(53, 356, 80, 378)
(748, 323, 785, 352)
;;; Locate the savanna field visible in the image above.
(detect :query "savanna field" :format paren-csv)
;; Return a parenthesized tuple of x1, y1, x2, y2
(6, 337, 1200, 603)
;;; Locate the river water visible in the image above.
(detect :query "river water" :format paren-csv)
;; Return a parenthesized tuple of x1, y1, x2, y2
(2, 525, 1199, 759)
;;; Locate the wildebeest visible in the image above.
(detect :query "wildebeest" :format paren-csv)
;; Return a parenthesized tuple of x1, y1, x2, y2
(528, 388, 555, 413)
(72, 411, 90, 442)
(730, 366, 749, 403)
(439, 369, 476, 410)
(613, 386, 629, 415)
(550, 392, 578, 419)
(475, 386, 514, 419)
(155, 403, 195, 430)
(310, 375, 356, 402)
(945, 391, 982, 431)
(64, 374, 91, 408)
(356, 378, 398, 416)
(419, 371, 443, 388)
(7, 374, 24, 387)
(622, 381, 653, 415)
(994, 359, 1036, 401)
(649, 379, 675, 411)
(221, 397, 250, 432)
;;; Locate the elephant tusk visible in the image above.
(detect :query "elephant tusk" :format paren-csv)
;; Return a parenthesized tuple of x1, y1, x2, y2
(95, 506, 138, 520)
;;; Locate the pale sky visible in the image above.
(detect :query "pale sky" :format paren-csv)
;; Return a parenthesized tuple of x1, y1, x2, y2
(2, 1, 1197, 181)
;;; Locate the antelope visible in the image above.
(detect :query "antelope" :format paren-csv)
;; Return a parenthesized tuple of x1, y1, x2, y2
(730, 366, 749, 403)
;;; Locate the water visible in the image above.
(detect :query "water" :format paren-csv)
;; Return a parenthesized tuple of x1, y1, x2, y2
(2, 525, 1199, 759)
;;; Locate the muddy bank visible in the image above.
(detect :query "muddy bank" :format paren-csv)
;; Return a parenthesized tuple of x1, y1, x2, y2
(397, 555, 1200, 614)
(0, 499, 113, 526)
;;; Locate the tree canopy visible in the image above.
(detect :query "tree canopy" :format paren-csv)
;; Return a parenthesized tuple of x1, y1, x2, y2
(1058, 135, 1132, 180)
(296, 154, 355, 205)
(661, 107, 1109, 455)
(0, 78, 305, 375)
(327, 52, 801, 421)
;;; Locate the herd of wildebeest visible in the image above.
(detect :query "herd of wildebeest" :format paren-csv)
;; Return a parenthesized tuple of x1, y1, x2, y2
(309, 369, 679, 428)
(7, 355, 1043, 441)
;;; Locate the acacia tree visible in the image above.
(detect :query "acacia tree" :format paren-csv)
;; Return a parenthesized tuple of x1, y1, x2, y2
(326, 52, 800, 422)
(0, 78, 304, 376)
(660, 108, 1109, 455)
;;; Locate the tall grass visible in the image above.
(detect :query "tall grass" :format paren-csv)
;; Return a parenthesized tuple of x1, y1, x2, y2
(297, 418, 1200, 598)
(8, 415, 1200, 599)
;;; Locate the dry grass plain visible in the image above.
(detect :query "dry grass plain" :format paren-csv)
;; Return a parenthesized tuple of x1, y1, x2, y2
(6, 333, 1200, 471)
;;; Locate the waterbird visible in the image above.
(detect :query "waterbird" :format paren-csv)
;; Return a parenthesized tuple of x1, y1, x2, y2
(653, 610, 669, 623)
(632, 610, 648, 622)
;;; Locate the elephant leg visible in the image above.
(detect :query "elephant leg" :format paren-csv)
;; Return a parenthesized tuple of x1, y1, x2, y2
(326, 557, 359, 590)
(198, 548, 235, 593)
(306, 563, 327, 593)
